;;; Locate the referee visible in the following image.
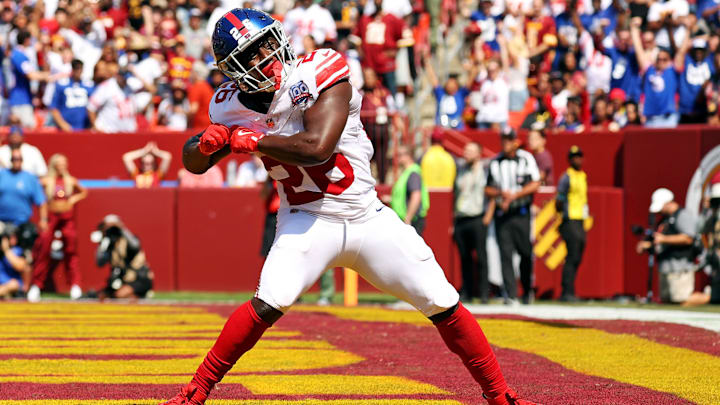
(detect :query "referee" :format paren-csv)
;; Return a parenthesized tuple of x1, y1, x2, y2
(485, 129, 541, 305)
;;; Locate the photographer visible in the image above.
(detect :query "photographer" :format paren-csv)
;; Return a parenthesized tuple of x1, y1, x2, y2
(687, 184, 720, 306)
(92, 215, 153, 300)
(0, 223, 28, 299)
(636, 188, 697, 303)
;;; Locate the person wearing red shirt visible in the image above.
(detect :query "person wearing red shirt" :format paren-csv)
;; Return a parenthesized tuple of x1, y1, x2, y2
(353, 0, 414, 95)
(188, 62, 214, 129)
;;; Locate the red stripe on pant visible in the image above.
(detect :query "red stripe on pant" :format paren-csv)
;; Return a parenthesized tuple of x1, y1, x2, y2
(32, 212, 81, 289)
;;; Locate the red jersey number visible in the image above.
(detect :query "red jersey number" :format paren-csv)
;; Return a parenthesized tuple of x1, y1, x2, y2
(261, 153, 355, 205)
(214, 83, 239, 103)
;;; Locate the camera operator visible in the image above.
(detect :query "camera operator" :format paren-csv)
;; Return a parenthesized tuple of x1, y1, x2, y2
(92, 215, 153, 300)
(686, 184, 720, 306)
(0, 223, 29, 299)
(636, 188, 698, 303)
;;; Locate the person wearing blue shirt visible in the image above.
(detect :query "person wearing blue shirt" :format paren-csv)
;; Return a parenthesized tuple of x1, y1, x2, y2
(0, 223, 27, 299)
(580, 0, 619, 37)
(0, 149, 48, 229)
(425, 57, 469, 129)
(7, 31, 51, 129)
(605, 27, 643, 102)
(676, 37, 716, 123)
(50, 59, 94, 131)
(631, 17, 679, 128)
(470, 0, 499, 51)
(697, 0, 720, 28)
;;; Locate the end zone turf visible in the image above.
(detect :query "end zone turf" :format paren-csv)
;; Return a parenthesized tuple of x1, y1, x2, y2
(0, 302, 717, 404)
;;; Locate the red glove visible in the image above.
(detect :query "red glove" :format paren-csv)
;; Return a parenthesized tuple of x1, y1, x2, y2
(198, 123, 232, 155)
(230, 127, 266, 154)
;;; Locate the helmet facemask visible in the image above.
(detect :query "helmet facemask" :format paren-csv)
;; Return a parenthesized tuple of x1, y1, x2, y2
(216, 21, 296, 93)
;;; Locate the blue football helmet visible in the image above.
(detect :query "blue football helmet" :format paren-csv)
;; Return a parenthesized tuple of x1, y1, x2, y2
(212, 8, 296, 93)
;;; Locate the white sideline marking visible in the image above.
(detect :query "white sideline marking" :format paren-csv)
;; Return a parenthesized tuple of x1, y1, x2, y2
(388, 302, 720, 333)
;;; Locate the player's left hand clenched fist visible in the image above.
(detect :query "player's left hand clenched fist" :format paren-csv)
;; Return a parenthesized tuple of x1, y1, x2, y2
(230, 127, 265, 154)
(199, 123, 232, 155)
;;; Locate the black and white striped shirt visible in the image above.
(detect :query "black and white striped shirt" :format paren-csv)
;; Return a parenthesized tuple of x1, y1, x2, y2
(487, 149, 540, 214)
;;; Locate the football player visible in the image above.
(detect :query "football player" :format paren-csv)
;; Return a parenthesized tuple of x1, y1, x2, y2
(161, 8, 537, 405)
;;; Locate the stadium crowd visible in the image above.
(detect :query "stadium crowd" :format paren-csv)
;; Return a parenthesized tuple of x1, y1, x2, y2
(1, 0, 720, 135)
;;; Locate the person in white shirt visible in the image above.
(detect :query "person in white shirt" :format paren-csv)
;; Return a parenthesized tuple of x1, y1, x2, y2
(87, 68, 138, 133)
(157, 81, 190, 131)
(233, 155, 268, 187)
(647, 0, 690, 49)
(473, 40, 510, 129)
(0, 126, 47, 177)
(283, 0, 337, 56)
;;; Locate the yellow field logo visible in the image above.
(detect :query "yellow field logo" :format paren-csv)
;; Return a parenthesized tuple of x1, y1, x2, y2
(533, 200, 593, 270)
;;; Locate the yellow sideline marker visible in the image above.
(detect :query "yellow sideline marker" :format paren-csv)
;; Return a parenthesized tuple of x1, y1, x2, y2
(343, 268, 358, 307)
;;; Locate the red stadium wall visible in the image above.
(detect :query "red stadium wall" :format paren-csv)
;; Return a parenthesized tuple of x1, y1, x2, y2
(48, 187, 624, 298)
(622, 127, 720, 296)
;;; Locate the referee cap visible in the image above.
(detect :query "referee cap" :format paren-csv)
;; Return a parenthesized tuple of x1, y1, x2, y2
(568, 145, 583, 158)
(649, 188, 674, 213)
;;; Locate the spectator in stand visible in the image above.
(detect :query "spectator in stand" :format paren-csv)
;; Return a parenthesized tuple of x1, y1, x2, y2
(527, 128, 554, 186)
(609, 88, 628, 127)
(470, 0, 500, 51)
(188, 62, 213, 129)
(591, 96, 614, 130)
(234, 156, 268, 187)
(575, 12, 612, 98)
(0, 223, 27, 299)
(284, 0, 337, 56)
(485, 128, 541, 305)
(625, 100, 643, 125)
(360, 67, 400, 184)
(353, 0, 413, 96)
(0, 148, 48, 232)
(555, 146, 588, 302)
(178, 166, 224, 188)
(632, 17, 679, 128)
(167, 41, 194, 83)
(8, 30, 52, 128)
(27, 154, 87, 303)
(425, 55, 470, 130)
(87, 66, 138, 133)
(122, 142, 172, 189)
(453, 142, 494, 303)
(524, 0, 558, 79)
(420, 128, 457, 188)
(646, 0, 690, 50)
(182, 8, 208, 60)
(605, 26, 643, 103)
(580, 0, 620, 39)
(157, 80, 190, 130)
(558, 96, 588, 132)
(391, 145, 430, 235)
(0, 127, 47, 178)
(50, 59, 94, 131)
(677, 36, 715, 123)
(473, 45, 510, 129)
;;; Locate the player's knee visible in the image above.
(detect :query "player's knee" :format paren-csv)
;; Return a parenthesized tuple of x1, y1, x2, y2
(251, 297, 284, 324)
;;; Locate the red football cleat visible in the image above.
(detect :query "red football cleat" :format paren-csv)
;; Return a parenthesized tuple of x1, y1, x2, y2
(159, 383, 208, 405)
(485, 388, 540, 405)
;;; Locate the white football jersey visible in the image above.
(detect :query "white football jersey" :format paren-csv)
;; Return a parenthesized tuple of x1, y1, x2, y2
(209, 48, 377, 221)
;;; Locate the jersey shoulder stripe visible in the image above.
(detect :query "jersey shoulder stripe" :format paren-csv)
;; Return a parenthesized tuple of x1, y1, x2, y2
(312, 49, 350, 92)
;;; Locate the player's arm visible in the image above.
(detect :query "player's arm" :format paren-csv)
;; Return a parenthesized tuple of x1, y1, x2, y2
(183, 132, 232, 174)
(255, 81, 351, 166)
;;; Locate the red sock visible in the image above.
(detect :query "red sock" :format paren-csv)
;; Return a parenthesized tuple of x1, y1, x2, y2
(191, 301, 270, 395)
(434, 303, 508, 398)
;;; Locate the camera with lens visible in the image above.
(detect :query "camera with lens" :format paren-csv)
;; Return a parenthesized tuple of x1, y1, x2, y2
(632, 224, 655, 252)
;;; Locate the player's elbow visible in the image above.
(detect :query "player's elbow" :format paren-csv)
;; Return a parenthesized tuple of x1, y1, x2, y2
(297, 140, 334, 166)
